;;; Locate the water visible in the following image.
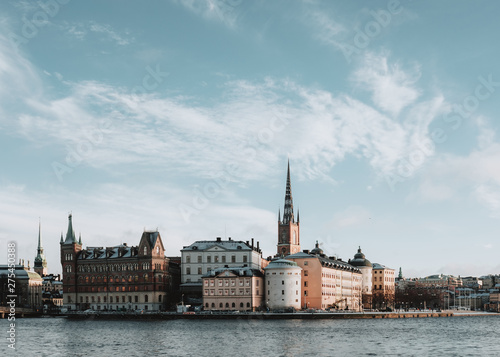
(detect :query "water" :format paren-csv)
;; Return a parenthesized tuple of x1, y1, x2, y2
(2, 316, 500, 356)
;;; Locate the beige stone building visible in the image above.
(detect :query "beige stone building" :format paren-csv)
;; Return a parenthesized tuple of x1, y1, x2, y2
(287, 243, 362, 311)
(202, 267, 264, 311)
(372, 263, 395, 309)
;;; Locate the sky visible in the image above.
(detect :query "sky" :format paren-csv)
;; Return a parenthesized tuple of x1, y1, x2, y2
(1, 0, 499, 278)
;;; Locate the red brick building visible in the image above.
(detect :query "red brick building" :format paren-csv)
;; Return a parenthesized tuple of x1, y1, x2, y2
(60, 214, 179, 311)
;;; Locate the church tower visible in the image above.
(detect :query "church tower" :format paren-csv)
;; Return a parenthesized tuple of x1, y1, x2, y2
(277, 161, 301, 256)
(34, 219, 48, 277)
(60, 213, 82, 310)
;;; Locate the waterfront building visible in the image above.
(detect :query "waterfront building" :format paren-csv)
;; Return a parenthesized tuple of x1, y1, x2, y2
(287, 243, 362, 310)
(264, 259, 302, 310)
(202, 266, 264, 311)
(34, 220, 48, 277)
(180, 237, 263, 304)
(372, 263, 395, 310)
(42, 274, 63, 313)
(60, 214, 179, 311)
(0, 262, 43, 312)
(348, 247, 373, 308)
(277, 161, 300, 256)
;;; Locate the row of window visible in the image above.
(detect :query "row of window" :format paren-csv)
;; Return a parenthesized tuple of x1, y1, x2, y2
(205, 302, 252, 309)
(76, 263, 155, 273)
(77, 285, 160, 293)
(79, 294, 154, 303)
(203, 279, 254, 287)
(185, 255, 248, 264)
(204, 289, 256, 296)
(76, 274, 165, 283)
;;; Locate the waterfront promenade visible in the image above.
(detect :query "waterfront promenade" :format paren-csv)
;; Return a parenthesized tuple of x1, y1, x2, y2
(62, 310, 500, 320)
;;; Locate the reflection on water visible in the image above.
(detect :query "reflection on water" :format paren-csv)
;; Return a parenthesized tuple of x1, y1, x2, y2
(2, 316, 500, 356)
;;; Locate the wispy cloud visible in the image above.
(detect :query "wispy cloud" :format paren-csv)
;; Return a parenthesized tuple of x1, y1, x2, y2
(351, 52, 421, 117)
(176, 0, 244, 28)
(62, 21, 133, 45)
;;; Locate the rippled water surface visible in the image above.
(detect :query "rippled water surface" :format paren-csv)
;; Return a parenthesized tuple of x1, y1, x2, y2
(2, 316, 500, 356)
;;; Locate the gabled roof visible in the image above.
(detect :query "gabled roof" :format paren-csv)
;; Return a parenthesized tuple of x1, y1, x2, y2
(182, 240, 253, 252)
(202, 266, 264, 278)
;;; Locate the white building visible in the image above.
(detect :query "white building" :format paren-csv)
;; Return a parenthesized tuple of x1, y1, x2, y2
(264, 259, 302, 311)
(348, 247, 373, 308)
(180, 237, 263, 303)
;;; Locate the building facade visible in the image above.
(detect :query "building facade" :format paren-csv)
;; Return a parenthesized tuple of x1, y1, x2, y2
(287, 244, 363, 311)
(202, 267, 264, 311)
(180, 237, 263, 304)
(0, 263, 43, 312)
(60, 214, 177, 311)
(348, 247, 373, 309)
(372, 263, 395, 310)
(264, 259, 302, 311)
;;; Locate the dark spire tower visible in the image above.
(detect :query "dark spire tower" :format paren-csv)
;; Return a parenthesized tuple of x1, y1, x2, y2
(34, 219, 48, 276)
(277, 161, 301, 256)
(60, 213, 83, 309)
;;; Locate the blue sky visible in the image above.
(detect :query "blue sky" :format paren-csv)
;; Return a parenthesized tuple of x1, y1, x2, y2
(1, 0, 499, 278)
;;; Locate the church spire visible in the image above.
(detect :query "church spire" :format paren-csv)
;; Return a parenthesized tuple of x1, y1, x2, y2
(34, 219, 47, 276)
(282, 160, 295, 224)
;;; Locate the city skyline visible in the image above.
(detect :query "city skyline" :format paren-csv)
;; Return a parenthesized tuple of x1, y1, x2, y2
(1, 1, 500, 278)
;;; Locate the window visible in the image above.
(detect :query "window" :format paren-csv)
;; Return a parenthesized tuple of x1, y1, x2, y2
(222, 256, 226, 263)
(243, 255, 247, 263)
(282, 290, 284, 295)
(225, 303, 229, 308)
(197, 256, 202, 263)
(282, 280, 284, 285)
(304, 281, 308, 287)
(304, 270, 308, 276)
(186, 267, 191, 275)
(219, 303, 223, 308)
(232, 302, 235, 308)
(198, 267, 202, 275)
(207, 256, 211, 263)
(186, 255, 191, 263)
(304, 261, 308, 266)
(215, 256, 219, 263)
(231, 255, 236, 263)
(240, 302, 244, 308)
(156, 246, 160, 254)
(144, 247, 147, 255)
(145, 295, 149, 303)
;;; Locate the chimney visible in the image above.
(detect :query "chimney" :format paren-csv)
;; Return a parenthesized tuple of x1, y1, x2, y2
(246, 240, 249, 246)
(257, 241, 260, 250)
(216, 237, 222, 242)
(228, 237, 232, 241)
(251, 238, 254, 248)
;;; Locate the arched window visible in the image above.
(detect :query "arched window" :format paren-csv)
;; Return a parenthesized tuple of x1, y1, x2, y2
(240, 302, 244, 308)
(156, 246, 160, 254)
(225, 303, 229, 308)
(144, 247, 147, 255)
(219, 303, 223, 308)
(232, 303, 235, 308)
(246, 302, 250, 308)
(212, 303, 215, 308)
(205, 303, 209, 308)
(145, 295, 149, 303)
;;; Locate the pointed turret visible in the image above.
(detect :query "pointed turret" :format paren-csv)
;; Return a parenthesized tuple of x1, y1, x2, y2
(282, 160, 295, 224)
(60, 232, 63, 244)
(278, 209, 281, 223)
(64, 214, 77, 244)
(297, 209, 300, 223)
(78, 233, 82, 245)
